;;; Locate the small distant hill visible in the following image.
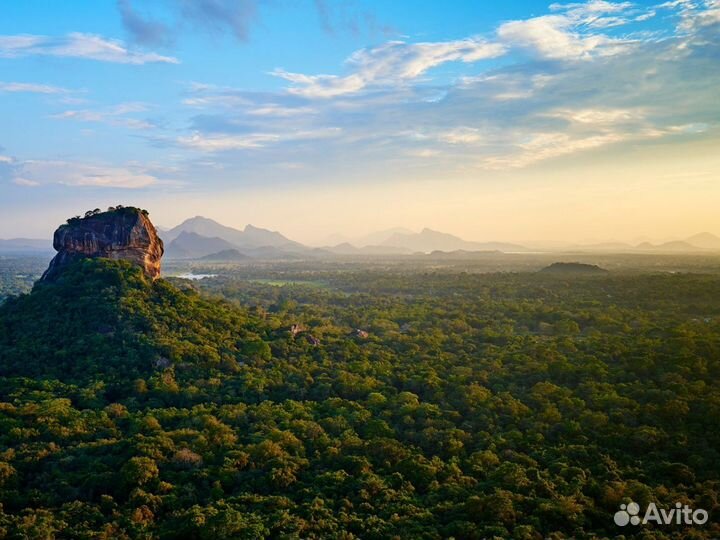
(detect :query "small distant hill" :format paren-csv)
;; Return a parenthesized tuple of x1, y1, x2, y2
(636, 240, 702, 252)
(199, 249, 251, 261)
(539, 262, 609, 275)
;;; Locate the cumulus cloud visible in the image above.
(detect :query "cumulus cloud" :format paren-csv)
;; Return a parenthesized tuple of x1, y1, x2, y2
(497, 1, 638, 60)
(0, 33, 178, 64)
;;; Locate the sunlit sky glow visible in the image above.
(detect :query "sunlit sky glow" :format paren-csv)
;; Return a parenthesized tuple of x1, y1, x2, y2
(1, 0, 719, 244)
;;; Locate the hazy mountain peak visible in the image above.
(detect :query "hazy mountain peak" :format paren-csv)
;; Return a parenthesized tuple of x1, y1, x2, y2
(685, 232, 720, 249)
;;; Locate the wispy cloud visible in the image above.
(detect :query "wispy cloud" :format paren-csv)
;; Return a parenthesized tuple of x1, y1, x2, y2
(8, 0, 718, 198)
(272, 38, 506, 98)
(0, 81, 71, 94)
(178, 127, 342, 152)
(671, 0, 720, 32)
(270, 1, 650, 101)
(0, 33, 178, 64)
(51, 102, 156, 129)
(437, 127, 485, 145)
(10, 159, 161, 188)
(213, 0, 714, 173)
(12, 177, 40, 187)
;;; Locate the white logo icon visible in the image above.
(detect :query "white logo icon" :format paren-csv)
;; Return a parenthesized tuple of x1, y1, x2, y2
(614, 502, 641, 526)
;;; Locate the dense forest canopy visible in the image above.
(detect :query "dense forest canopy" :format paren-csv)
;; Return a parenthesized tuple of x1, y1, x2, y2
(0, 258, 718, 538)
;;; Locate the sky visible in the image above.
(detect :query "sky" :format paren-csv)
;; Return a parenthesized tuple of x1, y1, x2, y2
(0, 0, 718, 245)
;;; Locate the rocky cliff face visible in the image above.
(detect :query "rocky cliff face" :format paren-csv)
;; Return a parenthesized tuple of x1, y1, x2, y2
(41, 207, 164, 281)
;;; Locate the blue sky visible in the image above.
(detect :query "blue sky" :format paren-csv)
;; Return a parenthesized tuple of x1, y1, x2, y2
(0, 0, 719, 243)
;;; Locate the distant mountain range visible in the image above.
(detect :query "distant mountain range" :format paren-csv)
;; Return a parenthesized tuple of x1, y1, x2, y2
(163, 216, 305, 250)
(0, 238, 53, 253)
(160, 218, 535, 259)
(159, 224, 720, 259)
(569, 233, 720, 253)
(161, 217, 307, 260)
(3, 217, 720, 258)
(379, 228, 528, 253)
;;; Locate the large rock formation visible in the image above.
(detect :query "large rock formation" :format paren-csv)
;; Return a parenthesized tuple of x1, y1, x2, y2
(41, 207, 164, 281)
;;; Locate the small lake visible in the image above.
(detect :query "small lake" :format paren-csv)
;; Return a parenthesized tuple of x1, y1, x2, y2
(175, 273, 218, 280)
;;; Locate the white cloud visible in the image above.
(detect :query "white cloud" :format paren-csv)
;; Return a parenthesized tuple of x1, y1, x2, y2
(12, 178, 40, 187)
(247, 105, 316, 116)
(549, 1, 632, 16)
(271, 70, 366, 98)
(273, 38, 506, 98)
(179, 133, 282, 151)
(408, 149, 441, 158)
(482, 124, 669, 169)
(110, 0, 718, 179)
(178, 127, 342, 151)
(0, 81, 70, 94)
(273, 3, 643, 99)
(635, 11, 657, 21)
(497, 1, 639, 60)
(51, 102, 154, 129)
(678, 0, 720, 31)
(182, 95, 251, 108)
(0, 33, 178, 64)
(548, 108, 644, 124)
(11, 160, 160, 188)
(437, 127, 484, 145)
(498, 15, 632, 59)
(482, 132, 622, 168)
